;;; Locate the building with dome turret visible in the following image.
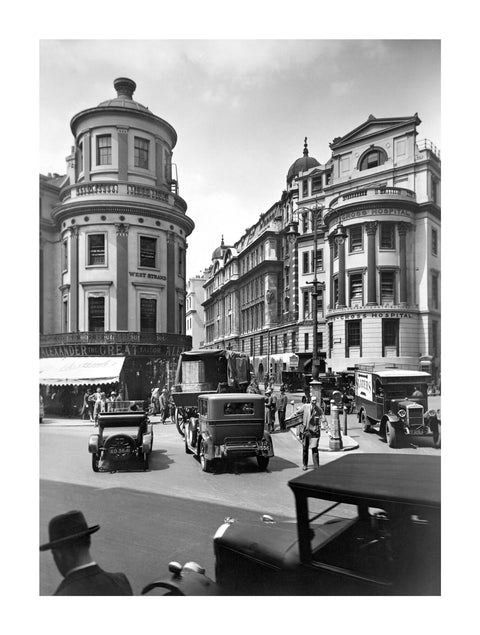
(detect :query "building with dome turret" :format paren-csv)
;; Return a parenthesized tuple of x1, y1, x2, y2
(40, 78, 195, 412)
(202, 117, 441, 387)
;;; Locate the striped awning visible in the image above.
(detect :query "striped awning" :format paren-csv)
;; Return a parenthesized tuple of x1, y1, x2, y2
(39, 357, 125, 386)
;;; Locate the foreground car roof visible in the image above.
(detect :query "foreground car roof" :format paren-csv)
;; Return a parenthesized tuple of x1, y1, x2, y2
(288, 454, 440, 511)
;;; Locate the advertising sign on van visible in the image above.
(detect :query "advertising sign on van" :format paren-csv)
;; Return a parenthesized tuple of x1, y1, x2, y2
(355, 372, 373, 402)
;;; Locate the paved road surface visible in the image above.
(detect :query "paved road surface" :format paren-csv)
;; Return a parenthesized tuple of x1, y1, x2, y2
(40, 396, 440, 595)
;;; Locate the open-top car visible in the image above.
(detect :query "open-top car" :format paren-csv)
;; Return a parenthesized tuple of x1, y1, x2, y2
(142, 453, 440, 595)
(88, 403, 153, 472)
(184, 393, 273, 472)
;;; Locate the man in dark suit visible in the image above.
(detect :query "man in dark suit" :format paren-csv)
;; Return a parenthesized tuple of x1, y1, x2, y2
(300, 396, 326, 470)
(40, 510, 133, 596)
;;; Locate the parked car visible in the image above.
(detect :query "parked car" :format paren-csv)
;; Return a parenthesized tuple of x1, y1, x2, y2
(143, 454, 440, 595)
(184, 394, 273, 472)
(88, 404, 153, 472)
(355, 367, 437, 448)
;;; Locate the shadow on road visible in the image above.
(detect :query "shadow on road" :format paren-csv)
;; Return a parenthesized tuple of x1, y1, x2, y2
(148, 449, 174, 471)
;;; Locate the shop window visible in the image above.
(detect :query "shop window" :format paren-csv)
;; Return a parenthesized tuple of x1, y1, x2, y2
(346, 320, 361, 350)
(349, 225, 363, 253)
(140, 298, 157, 332)
(380, 223, 396, 250)
(382, 318, 399, 355)
(359, 148, 387, 171)
(380, 271, 395, 304)
(96, 134, 112, 165)
(88, 297, 105, 332)
(88, 234, 105, 266)
(349, 273, 363, 305)
(139, 236, 157, 268)
(134, 136, 149, 169)
(432, 228, 438, 256)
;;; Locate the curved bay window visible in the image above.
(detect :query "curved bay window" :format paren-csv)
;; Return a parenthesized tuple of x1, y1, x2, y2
(382, 318, 399, 356)
(380, 223, 396, 250)
(88, 296, 105, 332)
(380, 270, 396, 304)
(359, 147, 387, 171)
(140, 297, 157, 332)
(349, 272, 364, 306)
(346, 319, 362, 357)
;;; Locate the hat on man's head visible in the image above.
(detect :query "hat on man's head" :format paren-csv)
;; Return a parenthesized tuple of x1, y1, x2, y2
(110, 391, 116, 396)
(40, 510, 100, 551)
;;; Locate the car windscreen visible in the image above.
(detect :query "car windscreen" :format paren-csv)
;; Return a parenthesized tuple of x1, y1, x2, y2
(384, 383, 427, 399)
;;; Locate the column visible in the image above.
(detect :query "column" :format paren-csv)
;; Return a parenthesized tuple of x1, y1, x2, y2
(398, 222, 409, 305)
(337, 236, 346, 308)
(83, 131, 91, 181)
(69, 227, 79, 331)
(166, 231, 176, 332)
(116, 223, 129, 330)
(328, 234, 335, 309)
(117, 128, 128, 181)
(366, 221, 378, 305)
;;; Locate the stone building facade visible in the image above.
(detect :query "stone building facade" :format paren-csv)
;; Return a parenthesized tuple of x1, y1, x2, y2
(202, 115, 441, 386)
(40, 78, 195, 409)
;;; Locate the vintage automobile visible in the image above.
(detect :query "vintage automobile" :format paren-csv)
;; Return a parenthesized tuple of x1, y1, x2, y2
(171, 349, 251, 436)
(355, 367, 439, 448)
(142, 454, 440, 595)
(184, 394, 273, 472)
(88, 402, 153, 472)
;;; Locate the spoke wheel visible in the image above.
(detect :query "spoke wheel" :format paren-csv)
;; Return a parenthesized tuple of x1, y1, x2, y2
(175, 408, 185, 437)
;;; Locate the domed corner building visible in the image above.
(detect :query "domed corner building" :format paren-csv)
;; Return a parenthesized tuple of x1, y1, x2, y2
(40, 77, 195, 414)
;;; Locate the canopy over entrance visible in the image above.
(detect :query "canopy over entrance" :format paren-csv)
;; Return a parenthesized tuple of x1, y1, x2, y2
(39, 357, 126, 386)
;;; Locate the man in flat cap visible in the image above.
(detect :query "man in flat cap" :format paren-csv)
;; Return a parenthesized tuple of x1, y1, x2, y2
(40, 510, 133, 595)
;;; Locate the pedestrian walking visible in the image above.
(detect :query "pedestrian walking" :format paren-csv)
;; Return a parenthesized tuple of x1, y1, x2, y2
(90, 387, 101, 425)
(81, 388, 92, 420)
(264, 388, 276, 432)
(151, 384, 161, 414)
(40, 510, 133, 596)
(159, 388, 169, 423)
(300, 395, 326, 470)
(277, 386, 288, 431)
(107, 391, 117, 412)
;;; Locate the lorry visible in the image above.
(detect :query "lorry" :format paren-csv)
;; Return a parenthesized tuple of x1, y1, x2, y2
(170, 349, 251, 436)
(355, 366, 440, 449)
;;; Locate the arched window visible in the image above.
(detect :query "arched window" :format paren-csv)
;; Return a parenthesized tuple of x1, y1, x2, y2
(359, 147, 387, 171)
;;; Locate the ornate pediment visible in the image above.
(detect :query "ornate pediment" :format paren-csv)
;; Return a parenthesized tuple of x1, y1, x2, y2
(330, 114, 421, 150)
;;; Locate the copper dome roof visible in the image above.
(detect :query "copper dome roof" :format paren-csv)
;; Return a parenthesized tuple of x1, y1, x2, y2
(287, 137, 320, 182)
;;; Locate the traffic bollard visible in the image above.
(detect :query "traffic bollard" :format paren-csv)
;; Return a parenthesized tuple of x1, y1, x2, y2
(329, 402, 343, 451)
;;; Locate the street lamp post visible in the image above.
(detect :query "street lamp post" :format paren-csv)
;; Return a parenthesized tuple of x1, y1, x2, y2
(286, 199, 325, 401)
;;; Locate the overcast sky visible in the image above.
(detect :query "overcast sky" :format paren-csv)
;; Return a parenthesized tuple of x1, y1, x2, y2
(40, 39, 440, 277)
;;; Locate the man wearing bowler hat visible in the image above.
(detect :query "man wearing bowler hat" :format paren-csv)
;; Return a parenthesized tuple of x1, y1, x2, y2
(40, 510, 133, 595)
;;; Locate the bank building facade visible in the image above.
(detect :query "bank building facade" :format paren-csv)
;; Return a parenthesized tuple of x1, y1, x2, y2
(202, 114, 441, 386)
(40, 78, 195, 414)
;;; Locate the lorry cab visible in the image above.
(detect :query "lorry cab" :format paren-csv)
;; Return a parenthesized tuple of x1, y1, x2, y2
(355, 368, 434, 448)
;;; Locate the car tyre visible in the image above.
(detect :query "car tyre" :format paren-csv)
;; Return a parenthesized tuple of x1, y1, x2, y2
(360, 410, 371, 432)
(199, 440, 212, 472)
(257, 456, 269, 471)
(386, 421, 399, 448)
(92, 453, 100, 472)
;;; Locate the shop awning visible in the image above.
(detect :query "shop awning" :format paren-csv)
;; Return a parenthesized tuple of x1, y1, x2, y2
(39, 357, 126, 386)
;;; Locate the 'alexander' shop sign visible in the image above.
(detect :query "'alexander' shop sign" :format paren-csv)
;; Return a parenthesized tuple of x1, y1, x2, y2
(40, 343, 184, 358)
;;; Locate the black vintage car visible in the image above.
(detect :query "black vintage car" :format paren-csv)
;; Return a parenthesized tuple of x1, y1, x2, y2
(88, 403, 153, 472)
(143, 454, 440, 595)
